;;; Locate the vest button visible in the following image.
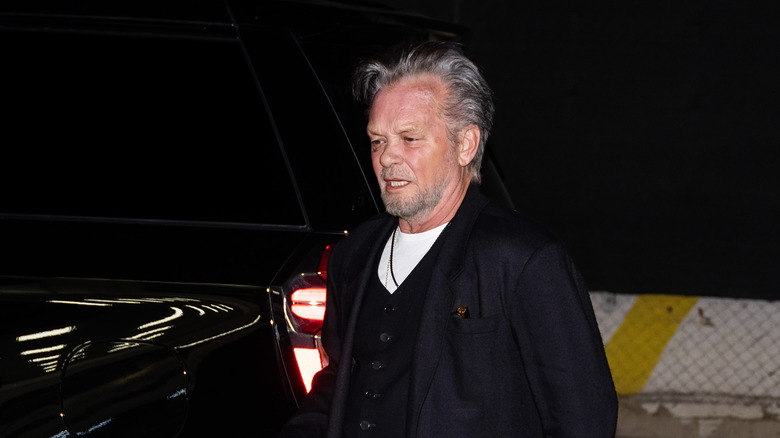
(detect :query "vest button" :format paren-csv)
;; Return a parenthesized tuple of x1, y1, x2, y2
(379, 332, 393, 342)
(384, 304, 396, 313)
(359, 420, 376, 430)
(371, 360, 385, 370)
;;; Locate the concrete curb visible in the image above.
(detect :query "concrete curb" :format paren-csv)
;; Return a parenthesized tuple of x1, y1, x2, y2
(616, 395, 780, 438)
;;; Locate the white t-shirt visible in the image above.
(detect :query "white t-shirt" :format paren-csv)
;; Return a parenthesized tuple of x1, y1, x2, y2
(376, 222, 448, 293)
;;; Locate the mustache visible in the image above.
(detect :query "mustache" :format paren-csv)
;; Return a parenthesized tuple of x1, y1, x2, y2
(380, 167, 413, 181)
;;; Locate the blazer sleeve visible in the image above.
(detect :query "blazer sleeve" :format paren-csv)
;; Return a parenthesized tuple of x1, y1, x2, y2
(507, 242, 618, 437)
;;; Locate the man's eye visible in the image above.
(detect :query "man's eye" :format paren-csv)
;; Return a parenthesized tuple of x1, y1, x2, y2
(404, 137, 417, 143)
(370, 140, 383, 150)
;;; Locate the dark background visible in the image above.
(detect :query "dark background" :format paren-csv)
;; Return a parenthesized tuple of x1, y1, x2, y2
(378, 0, 780, 299)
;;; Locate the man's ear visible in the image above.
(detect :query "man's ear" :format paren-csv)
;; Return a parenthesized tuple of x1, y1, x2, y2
(457, 125, 481, 167)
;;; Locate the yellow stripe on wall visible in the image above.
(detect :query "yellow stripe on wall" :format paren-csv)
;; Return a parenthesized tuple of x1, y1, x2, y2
(605, 294, 698, 395)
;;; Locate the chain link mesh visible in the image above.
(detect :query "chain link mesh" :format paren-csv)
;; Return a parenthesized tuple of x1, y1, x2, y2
(591, 292, 780, 406)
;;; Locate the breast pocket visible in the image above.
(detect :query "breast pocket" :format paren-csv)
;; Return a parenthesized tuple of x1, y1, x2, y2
(442, 314, 502, 390)
(436, 314, 503, 427)
(447, 313, 501, 334)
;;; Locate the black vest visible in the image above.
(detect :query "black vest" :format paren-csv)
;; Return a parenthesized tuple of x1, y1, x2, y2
(342, 230, 445, 437)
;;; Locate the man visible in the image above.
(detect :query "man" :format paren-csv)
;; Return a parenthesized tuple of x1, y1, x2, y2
(281, 42, 617, 438)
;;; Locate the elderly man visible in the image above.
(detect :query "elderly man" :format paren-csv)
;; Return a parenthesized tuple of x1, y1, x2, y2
(281, 42, 617, 438)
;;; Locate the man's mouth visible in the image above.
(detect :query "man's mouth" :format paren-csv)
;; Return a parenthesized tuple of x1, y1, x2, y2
(387, 180, 409, 188)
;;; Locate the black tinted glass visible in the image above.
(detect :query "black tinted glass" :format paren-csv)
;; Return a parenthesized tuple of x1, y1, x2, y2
(2, 29, 303, 225)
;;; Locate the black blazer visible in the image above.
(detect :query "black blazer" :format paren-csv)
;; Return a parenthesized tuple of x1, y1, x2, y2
(282, 186, 617, 438)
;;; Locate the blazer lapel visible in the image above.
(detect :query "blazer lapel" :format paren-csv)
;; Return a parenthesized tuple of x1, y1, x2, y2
(406, 186, 490, 436)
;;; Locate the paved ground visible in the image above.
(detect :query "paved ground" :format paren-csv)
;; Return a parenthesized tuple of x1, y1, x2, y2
(616, 396, 780, 438)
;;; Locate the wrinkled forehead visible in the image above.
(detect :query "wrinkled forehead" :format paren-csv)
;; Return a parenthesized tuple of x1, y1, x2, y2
(368, 75, 448, 127)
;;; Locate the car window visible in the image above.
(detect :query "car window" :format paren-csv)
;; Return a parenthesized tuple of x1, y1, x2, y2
(241, 29, 380, 231)
(1, 28, 304, 226)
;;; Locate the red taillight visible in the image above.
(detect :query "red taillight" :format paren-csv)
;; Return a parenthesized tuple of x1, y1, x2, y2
(279, 244, 334, 394)
(317, 245, 332, 280)
(293, 348, 323, 393)
(290, 288, 326, 321)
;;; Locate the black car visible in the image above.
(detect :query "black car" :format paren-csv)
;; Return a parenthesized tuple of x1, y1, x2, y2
(0, 1, 511, 437)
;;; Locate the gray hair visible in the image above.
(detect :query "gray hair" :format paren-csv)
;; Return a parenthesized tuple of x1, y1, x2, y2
(352, 41, 494, 183)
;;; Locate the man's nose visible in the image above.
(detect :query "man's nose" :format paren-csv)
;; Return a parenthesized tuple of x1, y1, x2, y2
(379, 139, 403, 168)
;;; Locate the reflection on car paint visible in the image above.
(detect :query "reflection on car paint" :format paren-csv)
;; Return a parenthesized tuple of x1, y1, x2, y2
(12, 296, 253, 378)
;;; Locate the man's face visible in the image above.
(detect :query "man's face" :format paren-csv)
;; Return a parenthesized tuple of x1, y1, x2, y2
(367, 75, 463, 224)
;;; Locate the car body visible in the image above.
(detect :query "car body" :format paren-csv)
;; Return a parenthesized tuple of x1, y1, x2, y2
(0, 1, 511, 436)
